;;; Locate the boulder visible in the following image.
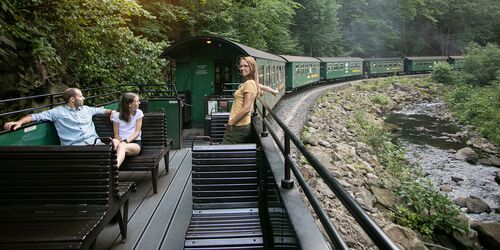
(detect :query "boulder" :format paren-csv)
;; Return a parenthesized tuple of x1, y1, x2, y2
(471, 221, 500, 249)
(333, 143, 357, 162)
(455, 147, 478, 164)
(371, 186, 396, 209)
(465, 196, 491, 214)
(383, 224, 427, 250)
(490, 157, 500, 167)
(439, 184, 453, 192)
(453, 197, 468, 207)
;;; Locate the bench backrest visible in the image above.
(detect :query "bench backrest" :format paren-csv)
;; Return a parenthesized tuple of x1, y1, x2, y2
(191, 143, 258, 209)
(207, 112, 229, 144)
(93, 112, 167, 147)
(0, 145, 117, 210)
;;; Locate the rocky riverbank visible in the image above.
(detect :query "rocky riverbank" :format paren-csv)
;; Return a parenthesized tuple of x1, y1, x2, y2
(295, 77, 500, 249)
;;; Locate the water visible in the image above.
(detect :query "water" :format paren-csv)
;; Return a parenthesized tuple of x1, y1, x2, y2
(386, 101, 500, 222)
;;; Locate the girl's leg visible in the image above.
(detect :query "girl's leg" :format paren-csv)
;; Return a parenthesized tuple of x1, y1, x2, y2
(125, 143, 141, 157)
(116, 142, 127, 168)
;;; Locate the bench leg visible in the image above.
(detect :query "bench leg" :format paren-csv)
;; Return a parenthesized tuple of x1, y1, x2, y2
(117, 200, 129, 241)
(152, 166, 158, 194)
(164, 151, 170, 174)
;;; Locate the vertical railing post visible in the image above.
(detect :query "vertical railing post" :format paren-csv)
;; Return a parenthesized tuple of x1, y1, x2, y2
(281, 133, 294, 189)
(50, 94, 54, 109)
(261, 107, 268, 137)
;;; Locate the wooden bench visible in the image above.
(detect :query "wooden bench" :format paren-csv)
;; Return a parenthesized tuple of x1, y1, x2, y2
(93, 112, 172, 194)
(0, 145, 134, 249)
(185, 141, 263, 249)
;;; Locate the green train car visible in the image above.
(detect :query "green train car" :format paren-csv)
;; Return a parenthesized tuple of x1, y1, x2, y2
(448, 56, 465, 70)
(163, 36, 285, 126)
(316, 57, 363, 81)
(404, 56, 449, 73)
(279, 55, 321, 92)
(363, 57, 404, 77)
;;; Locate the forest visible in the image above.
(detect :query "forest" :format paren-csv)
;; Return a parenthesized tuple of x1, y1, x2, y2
(1, 0, 500, 97)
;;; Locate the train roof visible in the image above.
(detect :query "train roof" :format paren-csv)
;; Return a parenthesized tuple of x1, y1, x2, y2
(448, 55, 465, 59)
(279, 55, 321, 63)
(163, 36, 285, 62)
(315, 57, 363, 62)
(363, 57, 403, 61)
(404, 56, 449, 60)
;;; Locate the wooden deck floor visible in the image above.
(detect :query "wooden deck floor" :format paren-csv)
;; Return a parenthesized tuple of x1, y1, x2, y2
(96, 148, 193, 250)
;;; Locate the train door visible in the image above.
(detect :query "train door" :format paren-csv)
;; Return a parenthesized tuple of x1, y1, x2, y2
(214, 61, 232, 95)
(189, 60, 214, 125)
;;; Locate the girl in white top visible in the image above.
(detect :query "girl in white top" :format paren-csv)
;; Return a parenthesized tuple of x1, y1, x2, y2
(112, 92, 144, 168)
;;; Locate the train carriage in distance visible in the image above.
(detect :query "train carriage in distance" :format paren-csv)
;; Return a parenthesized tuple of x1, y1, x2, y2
(404, 56, 449, 74)
(279, 55, 321, 92)
(163, 36, 285, 128)
(316, 57, 364, 81)
(363, 57, 404, 77)
(448, 56, 465, 70)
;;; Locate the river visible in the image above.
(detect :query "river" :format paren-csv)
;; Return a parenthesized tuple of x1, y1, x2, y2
(386, 101, 500, 222)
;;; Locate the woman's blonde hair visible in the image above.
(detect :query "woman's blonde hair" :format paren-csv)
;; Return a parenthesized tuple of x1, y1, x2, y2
(239, 56, 259, 85)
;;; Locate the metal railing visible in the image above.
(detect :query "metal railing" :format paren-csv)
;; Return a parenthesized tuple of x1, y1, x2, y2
(254, 96, 399, 250)
(0, 83, 178, 121)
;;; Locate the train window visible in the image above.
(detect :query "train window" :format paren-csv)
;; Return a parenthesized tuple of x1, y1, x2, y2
(224, 66, 230, 82)
(295, 65, 299, 74)
(259, 65, 264, 82)
(333, 63, 338, 70)
(266, 65, 270, 85)
(278, 66, 282, 82)
(271, 65, 275, 84)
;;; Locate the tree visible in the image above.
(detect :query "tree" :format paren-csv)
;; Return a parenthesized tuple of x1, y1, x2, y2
(0, 0, 166, 100)
(232, 0, 300, 54)
(337, 0, 401, 57)
(293, 0, 342, 56)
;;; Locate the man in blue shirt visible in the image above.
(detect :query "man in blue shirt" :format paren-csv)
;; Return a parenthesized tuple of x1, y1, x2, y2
(3, 88, 115, 145)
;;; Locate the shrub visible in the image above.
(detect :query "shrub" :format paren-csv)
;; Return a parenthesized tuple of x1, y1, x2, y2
(463, 43, 500, 86)
(444, 83, 500, 145)
(432, 62, 455, 84)
(371, 94, 390, 106)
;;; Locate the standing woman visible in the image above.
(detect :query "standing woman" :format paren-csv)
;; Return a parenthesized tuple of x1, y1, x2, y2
(222, 56, 260, 144)
(112, 92, 144, 168)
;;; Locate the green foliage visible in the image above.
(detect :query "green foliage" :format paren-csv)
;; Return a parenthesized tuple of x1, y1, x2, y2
(233, 0, 301, 54)
(371, 94, 390, 106)
(463, 43, 500, 86)
(1, 0, 166, 98)
(301, 125, 311, 142)
(431, 62, 455, 84)
(444, 83, 500, 145)
(293, 0, 342, 56)
(395, 180, 467, 236)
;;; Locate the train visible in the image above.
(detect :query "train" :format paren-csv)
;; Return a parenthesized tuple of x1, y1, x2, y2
(163, 36, 464, 127)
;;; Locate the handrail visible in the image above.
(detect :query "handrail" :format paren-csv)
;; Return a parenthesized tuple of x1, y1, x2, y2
(0, 83, 178, 120)
(255, 96, 399, 250)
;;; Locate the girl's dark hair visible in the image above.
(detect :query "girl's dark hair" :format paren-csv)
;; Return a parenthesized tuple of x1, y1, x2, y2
(119, 92, 138, 122)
